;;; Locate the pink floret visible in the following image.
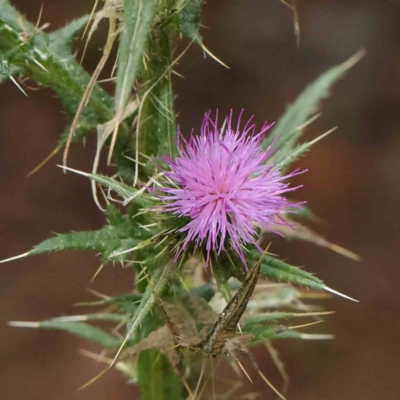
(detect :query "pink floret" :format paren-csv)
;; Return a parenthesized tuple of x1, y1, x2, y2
(156, 110, 305, 265)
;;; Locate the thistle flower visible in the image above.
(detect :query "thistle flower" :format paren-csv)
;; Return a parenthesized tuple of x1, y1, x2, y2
(156, 111, 305, 265)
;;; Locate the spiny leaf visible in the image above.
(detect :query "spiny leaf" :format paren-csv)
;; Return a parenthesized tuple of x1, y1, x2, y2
(245, 312, 303, 325)
(61, 166, 153, 207)
(245, 323, 282, 344)
(0, 59, 23, 93)
(250, 285, 301, 310)
(115, 0, 158, 118)
(264, 50, 365, 165)
(247, 325, 334, 343)
(244, 311, 334, 326)
(103, 293, 141, 314)
(62, 12, 120, 169)
(126, 263, 175, 336)
(6, 205, 141, 264)
(258, 254, 324, 289)
(179, 0, 203, 44)
(122, 325, 180, 369)
(48, 16, 89, 57)
(275, 330, 334, 340)
(112, 263, 176, 365)
(29, 227, 137, 262)
(270, 219, 360, 261)
(0, 15, 114, 146)
(276, 127, 336, 169)
(110, 0, 159, 165)
(248, 323, 333, 344)
(0, 0, 32, 29)
(178, 0, 227, 68)
(251, 253, 357, 302)
(9, 319, 122, 348)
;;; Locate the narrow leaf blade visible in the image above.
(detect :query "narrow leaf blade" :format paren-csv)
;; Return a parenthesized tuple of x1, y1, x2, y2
(179, 0, 203, 43)
(259, 254, 324, 290)
(9, 319, 121, 348)
(115, 0, 158, 115)
(264, 51, 365, 165)
(111, 263, 175, 365)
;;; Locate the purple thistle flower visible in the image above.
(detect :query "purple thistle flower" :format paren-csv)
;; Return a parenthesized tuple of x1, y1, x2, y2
(156, 110, 305, 265)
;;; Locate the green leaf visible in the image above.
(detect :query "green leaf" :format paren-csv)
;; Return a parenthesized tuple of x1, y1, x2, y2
(62, 167, 153, 207)
(248, 284, 301, 310)
(264, 51, 365, 166)
(250, 252, 357, 302)
(0, 205, 158, 265)
(0, 0, 33, 30)
(115, 0, 158, 117)
(138, 349, 183, 400)
(9, 319, 122, 348)
(245, 323, 282, 344)
(111, 263, 176, 364)
(48, 16, 89, 57)
(276, 127, 336, 169)
(83, 174, 139, 203)
(274, 330, 334, 340)
(258, 254, 325, 290)
(246, 325, 334, 344)
(244, 310, 333, 326)
(127, 263, 174, 338)
(0, 15, 114, 145)
(29, 226, 137, 262)
(27, 205, 141, 263)
(270, 218, 360, 261)
(105, 294, 142, 314)
(244, 312, 296, 325)
(179, 0, 203, 44)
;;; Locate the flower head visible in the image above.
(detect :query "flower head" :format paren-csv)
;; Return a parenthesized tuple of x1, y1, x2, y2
(156, 111, 304, 265)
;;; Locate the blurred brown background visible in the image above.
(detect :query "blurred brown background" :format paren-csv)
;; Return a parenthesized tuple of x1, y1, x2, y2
(1, 0, 400, 399)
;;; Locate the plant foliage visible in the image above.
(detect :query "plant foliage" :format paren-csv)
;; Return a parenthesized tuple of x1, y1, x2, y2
(0, 0, 360, 398)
